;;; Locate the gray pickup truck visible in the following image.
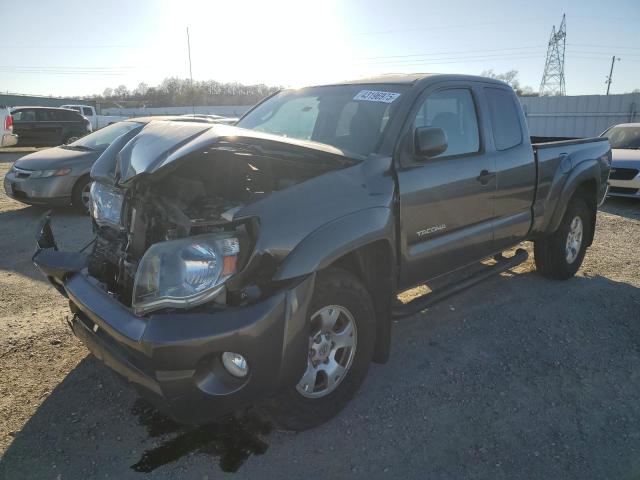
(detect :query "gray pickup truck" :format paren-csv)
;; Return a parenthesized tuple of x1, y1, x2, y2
(33, 74, 611, 430)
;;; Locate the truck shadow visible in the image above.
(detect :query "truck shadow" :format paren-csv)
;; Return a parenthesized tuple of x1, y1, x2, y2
(1, 354, 275, 477)
(2, 272, 639, 478)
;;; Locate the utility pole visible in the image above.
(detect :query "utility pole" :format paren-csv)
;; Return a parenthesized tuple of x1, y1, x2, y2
(605, 56, 620, 95)
(186, 27, 195, 114)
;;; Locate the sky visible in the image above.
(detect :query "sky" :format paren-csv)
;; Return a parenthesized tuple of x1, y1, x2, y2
(1, 0, 639, 97)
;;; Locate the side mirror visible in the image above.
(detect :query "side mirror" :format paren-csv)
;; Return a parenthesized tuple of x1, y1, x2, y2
(414, 127, 447, 158)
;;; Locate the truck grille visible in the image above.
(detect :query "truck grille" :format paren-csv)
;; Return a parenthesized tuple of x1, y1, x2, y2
(609, 168, 638, 181)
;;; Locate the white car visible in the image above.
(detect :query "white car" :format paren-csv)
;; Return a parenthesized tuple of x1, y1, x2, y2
(601, 123, 640, 199)
(60, 104, 128, 130)
(1, 106, 18, 147)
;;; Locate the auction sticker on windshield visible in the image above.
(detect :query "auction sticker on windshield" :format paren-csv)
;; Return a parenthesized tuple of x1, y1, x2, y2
(353, 90, 401, 103)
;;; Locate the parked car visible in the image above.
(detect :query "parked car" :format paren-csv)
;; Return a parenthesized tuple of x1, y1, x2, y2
(60, 104, 128, 130)
(180, 113, 239, 124)
(33, 74, 611, 430)
(601, 123, 640, 199)
(4, 115, 218, 211)
(1, 105, 18, 148)
(10, 106, 92, 147)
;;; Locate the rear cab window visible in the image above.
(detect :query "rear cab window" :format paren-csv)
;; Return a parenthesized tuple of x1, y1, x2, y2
(82, 107, 94, 116)
(483, 87, 523, 151)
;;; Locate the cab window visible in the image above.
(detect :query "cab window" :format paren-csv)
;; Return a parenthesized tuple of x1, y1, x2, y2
(413, 88, 480, 158)
(484, 87, 522, 150)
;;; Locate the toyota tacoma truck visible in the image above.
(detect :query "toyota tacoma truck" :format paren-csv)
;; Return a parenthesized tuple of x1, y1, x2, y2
(33, 74, 611, 430)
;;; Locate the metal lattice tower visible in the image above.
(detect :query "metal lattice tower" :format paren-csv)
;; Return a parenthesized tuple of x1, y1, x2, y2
(539, 14, 566, 96)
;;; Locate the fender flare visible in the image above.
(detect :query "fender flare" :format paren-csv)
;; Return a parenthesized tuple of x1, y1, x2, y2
(546, 159, 600, 234)
(273, 206, 396, 364)
(274, 206, 395, 281)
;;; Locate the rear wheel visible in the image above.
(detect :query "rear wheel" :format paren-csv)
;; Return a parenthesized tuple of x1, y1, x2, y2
(72, 176, 92, 213)
(534, 197, 592, 279)
(268, 267, 376, 431)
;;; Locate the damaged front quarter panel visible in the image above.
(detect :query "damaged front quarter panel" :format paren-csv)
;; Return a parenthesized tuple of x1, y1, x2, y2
(87, 121, 396, 311)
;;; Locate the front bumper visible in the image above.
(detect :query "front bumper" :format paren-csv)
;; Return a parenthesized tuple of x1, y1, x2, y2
(4, 168, 78, 206)
(607, 163, 640, 198)
(33, 218, 314, 424)
(608, 174, 640, 198)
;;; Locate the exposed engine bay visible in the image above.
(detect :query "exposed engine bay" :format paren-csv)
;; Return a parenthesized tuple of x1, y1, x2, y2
(87, 145, 343, 308)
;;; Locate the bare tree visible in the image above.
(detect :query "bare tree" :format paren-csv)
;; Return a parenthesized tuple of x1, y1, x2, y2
(114, 85, 130, 98)
(134, 82, 149, 97)
(481, 70, 538, 96)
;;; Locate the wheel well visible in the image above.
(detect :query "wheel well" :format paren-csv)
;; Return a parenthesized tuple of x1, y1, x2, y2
(71, 174, 91, 205)
(572, 179, 597, 246)
(329, 240, 396, 364)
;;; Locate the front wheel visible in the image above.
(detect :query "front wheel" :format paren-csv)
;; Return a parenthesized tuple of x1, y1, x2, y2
(268, 267, 376, 431)
(534, 197, 592, 280)
(72, 176, 92, 214)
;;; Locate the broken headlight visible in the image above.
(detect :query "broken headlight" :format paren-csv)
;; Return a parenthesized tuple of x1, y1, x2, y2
(132, 233, 239, 315)
(89, 182, 124, 229)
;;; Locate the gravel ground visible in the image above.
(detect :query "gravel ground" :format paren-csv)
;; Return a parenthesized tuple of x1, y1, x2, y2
(0, 151, 639, 479)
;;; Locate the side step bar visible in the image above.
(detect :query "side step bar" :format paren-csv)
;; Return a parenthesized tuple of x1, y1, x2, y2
(391, 248, 529, 318)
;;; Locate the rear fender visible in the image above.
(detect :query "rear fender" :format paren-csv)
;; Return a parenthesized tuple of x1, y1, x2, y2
(545, 159, 600, 234)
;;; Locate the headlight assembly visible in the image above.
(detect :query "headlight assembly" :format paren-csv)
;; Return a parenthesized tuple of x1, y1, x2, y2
(132, 233, 240, 315)
(89, 182, 124, 229)
(30, 168, 71, 178)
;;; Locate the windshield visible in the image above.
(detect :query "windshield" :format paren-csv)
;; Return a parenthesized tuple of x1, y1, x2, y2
(603, 125, 640, 149)
(68, 121, 143, 150)
(236, 84, 407, 157)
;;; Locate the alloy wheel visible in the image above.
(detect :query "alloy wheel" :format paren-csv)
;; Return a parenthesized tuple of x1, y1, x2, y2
(296, 305, 358, 399)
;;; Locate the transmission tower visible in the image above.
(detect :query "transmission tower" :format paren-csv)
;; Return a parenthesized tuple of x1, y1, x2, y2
(539, 14, 566, 96)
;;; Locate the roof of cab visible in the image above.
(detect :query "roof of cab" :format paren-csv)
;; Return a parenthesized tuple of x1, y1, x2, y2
(314, 73, 510, 88)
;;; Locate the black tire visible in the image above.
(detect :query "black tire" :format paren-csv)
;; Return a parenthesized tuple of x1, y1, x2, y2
(534, 197, 592, 280)
(268, 267, 376, 431)
(71, 175, 92, 213)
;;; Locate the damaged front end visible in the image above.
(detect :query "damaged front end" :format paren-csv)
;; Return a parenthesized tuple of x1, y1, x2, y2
(31, 121, 359, 423)
(85, 122, 353, 313)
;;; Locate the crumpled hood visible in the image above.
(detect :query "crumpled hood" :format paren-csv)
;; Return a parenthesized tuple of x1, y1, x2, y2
(15, 146, 99, 171)
(90, 121, 359, 187)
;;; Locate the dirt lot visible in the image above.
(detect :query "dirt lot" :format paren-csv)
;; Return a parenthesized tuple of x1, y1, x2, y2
(0, 150, 639, 479)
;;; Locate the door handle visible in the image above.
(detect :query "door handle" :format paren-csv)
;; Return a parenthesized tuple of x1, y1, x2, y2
(476, 169, 496, 185)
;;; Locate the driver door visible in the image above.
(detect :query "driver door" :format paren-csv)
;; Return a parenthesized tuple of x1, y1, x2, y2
(396, 83, 497, 289)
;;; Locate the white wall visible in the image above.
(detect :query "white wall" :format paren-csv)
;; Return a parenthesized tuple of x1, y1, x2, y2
(101, 105, 251, 118)
(519, 93, 639, 138)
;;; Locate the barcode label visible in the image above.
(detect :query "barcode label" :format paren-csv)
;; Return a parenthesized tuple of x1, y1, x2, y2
(353, 90, 401, 103)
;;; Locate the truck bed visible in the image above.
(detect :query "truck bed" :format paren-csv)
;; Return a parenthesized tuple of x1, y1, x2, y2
(532, 136, 609, 149)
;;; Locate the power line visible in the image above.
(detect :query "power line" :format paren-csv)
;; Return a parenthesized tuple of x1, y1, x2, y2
(355, 16, 554, 36)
